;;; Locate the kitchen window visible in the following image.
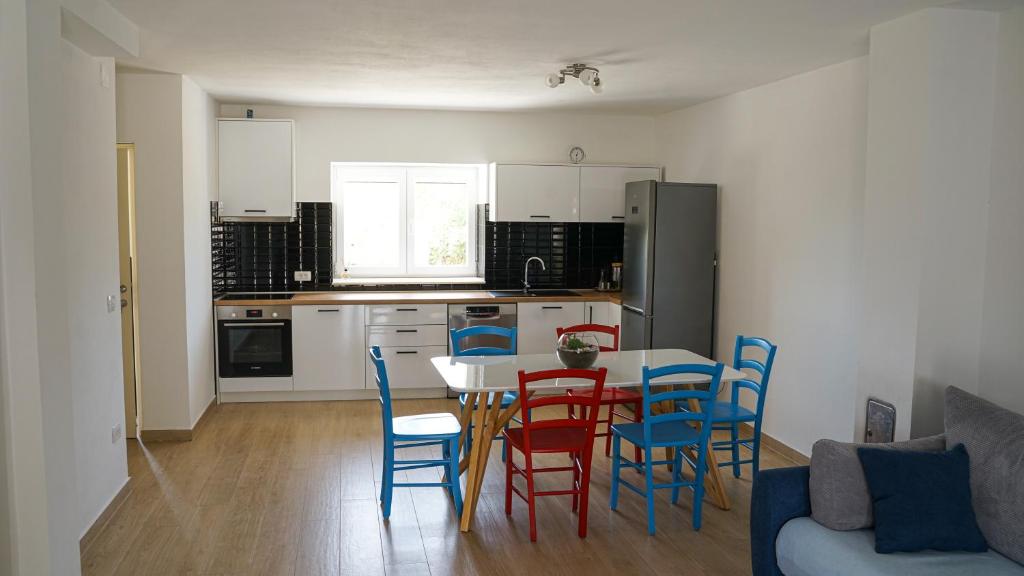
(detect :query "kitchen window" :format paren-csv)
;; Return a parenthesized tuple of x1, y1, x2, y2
(331, 163, 483, 279)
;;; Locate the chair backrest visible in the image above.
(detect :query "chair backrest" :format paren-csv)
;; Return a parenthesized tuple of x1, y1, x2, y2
(556, 323, 620, 352)
(516, 368, 608, 453)
(731, 335, 778, 416)
(368, 346, 393, 437)
(641, 363, 725, 444)
(450, 325, 517, 356)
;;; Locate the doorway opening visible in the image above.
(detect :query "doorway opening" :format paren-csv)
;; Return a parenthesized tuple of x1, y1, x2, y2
(117, 144, 142, 439)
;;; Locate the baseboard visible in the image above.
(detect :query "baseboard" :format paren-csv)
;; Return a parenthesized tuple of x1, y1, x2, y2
(140, 428, 193, 442)
(218, 387, 446, 403)
(79, 476, 130, 552)
(740, 423, 810, 466)
(190, 394, 217, 431)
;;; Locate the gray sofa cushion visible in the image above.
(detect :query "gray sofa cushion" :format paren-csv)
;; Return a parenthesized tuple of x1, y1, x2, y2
(945, 386, 1024, 565)
(777, 517, 1024, 576)
(809, 434, 946, 530)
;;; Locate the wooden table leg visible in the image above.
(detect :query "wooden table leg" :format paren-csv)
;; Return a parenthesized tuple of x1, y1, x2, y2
(459, 393, 492, 532)
(457, 392, 477, 457)
(467, 397, 504, 523)
(650, 385, 731, 511)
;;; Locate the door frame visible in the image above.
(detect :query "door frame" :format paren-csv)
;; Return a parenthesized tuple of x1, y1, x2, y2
(117, 143, 142, 438)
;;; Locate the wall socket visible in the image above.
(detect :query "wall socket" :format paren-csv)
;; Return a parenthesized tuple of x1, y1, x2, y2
(294, 270, 312, 282)
(111, 423, 122, 443)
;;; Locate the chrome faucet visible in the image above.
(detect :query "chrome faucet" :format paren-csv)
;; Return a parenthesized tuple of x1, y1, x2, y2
(523, 257, 546, 293)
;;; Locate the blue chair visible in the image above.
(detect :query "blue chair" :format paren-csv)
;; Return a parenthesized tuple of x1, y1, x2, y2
(450, 326, 518, 460)
(609, 362, 724, 534)
(369, 346, 462, 519)
(706, 335, 777, 479)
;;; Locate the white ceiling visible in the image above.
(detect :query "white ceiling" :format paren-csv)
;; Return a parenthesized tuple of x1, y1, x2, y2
(110, 0, 955, 114)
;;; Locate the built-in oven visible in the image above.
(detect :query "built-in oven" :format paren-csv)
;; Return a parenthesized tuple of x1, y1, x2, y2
(216, 305, 293, 380)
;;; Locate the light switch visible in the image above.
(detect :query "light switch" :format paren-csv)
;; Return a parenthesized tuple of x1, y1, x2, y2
(106, 295, 118, 313)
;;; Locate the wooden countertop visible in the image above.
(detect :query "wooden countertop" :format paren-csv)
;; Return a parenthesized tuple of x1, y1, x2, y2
(215, 290, 622, 307)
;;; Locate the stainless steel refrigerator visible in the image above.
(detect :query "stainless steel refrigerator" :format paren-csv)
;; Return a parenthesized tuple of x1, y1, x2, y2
(620, 181, 718, 355)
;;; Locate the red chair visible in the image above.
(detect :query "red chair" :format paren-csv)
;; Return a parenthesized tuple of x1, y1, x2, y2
(559, 324, 643, 462)
(503, 367, 607, 542)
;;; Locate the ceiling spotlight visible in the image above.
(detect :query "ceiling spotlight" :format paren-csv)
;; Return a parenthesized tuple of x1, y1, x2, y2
(545, 73, 564, 88)
(545, 63, 603, 94)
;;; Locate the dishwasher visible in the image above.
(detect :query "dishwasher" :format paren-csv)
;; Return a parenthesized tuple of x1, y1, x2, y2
(446, 303, 517, 398)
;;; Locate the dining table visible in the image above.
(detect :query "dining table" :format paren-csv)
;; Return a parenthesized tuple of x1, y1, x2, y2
(430, 348, 747, 532)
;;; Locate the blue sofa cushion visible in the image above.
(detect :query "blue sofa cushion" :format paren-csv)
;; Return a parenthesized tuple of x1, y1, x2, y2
(777, 517, 1024, 576)
(857, 443, 987, 554)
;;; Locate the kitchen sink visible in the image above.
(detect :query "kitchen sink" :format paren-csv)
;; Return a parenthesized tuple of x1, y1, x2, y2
(489, 289, 581, 297)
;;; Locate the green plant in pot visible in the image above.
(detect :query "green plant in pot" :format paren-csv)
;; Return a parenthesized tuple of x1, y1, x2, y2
(556, 332, 600, 369)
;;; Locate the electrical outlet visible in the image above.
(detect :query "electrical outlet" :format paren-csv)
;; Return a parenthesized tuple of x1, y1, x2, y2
(294, 270, 312, 282)
(111, 423, 122, 443)
(106, 295, 118, 313)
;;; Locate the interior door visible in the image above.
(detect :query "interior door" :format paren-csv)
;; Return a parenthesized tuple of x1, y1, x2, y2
(117, 144, 140, 438)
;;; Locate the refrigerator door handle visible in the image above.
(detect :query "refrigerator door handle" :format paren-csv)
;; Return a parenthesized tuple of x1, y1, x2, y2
(622, 304, 646, 316)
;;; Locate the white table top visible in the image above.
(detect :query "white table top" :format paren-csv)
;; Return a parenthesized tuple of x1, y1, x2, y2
(430, 349, 746, 393)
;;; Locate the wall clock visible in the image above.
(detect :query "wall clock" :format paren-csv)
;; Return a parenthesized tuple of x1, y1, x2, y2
(568, 146, 585, 164)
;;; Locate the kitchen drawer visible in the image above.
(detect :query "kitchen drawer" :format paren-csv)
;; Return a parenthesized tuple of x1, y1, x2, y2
(218, 376, 293, 393)
(365, 304, 447, 326)
(517, 301, 586, 354)
(365, 345, 449, 389)
(366, 324, 448, 348)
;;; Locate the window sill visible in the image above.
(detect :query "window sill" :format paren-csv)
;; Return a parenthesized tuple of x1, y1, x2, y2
(332, 276, 486, 286)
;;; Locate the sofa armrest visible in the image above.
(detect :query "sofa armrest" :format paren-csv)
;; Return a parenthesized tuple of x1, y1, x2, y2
(751, 466, 811, 576)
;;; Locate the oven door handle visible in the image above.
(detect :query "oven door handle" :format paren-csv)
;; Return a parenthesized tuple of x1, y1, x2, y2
(222, 322, 287, 327)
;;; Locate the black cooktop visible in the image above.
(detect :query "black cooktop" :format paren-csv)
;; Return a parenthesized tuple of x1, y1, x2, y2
(219, 293, 294, 301)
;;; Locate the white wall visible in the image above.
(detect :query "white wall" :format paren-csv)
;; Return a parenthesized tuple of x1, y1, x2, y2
(858, 8, 1001, 440)
(0, 0, 52, 571)
(181, 76, 217, 426)
(26, 0, 84, 571)
(61, 39, 129, 538)
(218, 104, 659, 201)
(117, 72, 218, 432)
(656, 58, 868, 455)
(116, 72, 192, 431)
(979, 4, 1024, 416)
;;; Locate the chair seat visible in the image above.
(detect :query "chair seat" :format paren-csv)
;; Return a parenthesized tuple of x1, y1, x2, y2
(459, 391, 517, 409)
(611, 420, 701, 448)
(392, 413, 461, 438)
(568, 387, 643, 404)
(504, 426, 588, 453)
(702, 400, 757, 422)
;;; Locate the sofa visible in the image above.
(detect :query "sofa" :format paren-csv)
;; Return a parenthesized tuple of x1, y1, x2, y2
(751, 386, 1024, 576)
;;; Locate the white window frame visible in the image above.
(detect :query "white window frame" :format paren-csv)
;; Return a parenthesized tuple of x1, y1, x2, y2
(332, 163, 483, 279)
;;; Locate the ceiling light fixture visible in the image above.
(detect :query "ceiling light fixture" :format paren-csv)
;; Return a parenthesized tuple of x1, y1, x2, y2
(545, 63, 603, 94)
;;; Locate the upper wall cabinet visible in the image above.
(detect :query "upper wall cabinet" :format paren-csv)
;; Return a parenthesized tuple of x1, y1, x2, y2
(488, 163, 661, 223)
(488, 164, 580, 222)
(579, 166, 662, 222)
(218, 119, 295, 221)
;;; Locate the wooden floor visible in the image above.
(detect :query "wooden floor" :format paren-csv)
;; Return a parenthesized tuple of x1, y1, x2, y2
(80, 399, 800, 576)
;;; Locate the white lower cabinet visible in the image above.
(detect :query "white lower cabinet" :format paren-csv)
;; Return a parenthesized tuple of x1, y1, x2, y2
(365, 346, 449, 389)
(517, 301, 586, 354)
(292, 305, 366, 391)
(584, 301, 622, 349)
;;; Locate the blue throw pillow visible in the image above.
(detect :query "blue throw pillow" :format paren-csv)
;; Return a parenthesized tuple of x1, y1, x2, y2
(856, 443, 987, 554)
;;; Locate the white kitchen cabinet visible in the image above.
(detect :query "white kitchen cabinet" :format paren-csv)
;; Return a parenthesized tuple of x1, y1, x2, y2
(218, 119, 294, 220)
(365, 346, 449, 389)
(579, 166, 661, 222)
(488, 164, 580, 222)
(517, 301, 586, 354)
(292, 305, 365, 391)
(583, 301, 622, 349)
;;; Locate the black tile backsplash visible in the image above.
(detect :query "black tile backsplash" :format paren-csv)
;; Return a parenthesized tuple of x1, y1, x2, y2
(483, 214, 624, 290)
(211, 201, 624, 293)
(211, 202, 334, 293)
